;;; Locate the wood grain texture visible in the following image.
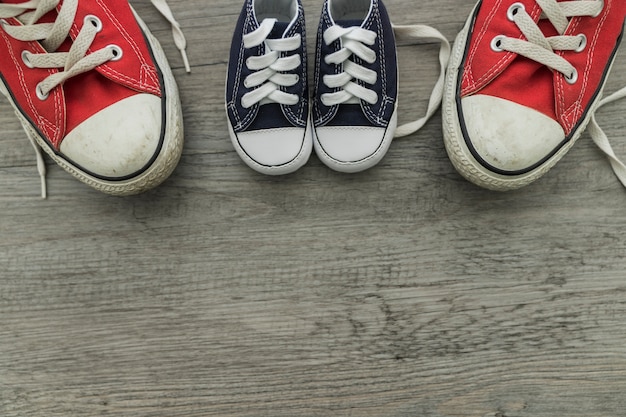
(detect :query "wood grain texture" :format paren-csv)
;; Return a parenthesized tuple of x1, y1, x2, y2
(2, 1, 626, 416)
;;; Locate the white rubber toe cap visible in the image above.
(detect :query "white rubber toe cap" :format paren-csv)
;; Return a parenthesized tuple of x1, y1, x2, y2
(60, 94, 162, 178)
(461, 95, 566, 172)
(236, 127, 306, 167)
(314, 126, 386, 163)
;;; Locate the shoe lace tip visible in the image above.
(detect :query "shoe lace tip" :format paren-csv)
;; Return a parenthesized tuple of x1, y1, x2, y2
(27, 135, 47, 198)
(37, 158, 47, 199)
(181, 49, 191, 73)
(40, 177, 47, 199)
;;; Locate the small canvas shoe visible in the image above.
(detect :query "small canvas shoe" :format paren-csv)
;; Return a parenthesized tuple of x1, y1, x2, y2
(312, 0, 398, 173)
(443, 0, 626, 191)
(0, 0, 189, 197)
(226, 0, 312, 175)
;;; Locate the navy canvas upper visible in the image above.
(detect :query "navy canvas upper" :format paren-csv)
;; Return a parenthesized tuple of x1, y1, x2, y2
(313, 0, 398, 128)
(226, 0, 309, 133)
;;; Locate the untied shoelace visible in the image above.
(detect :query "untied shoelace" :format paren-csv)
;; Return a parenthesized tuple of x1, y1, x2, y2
(0, 0, 190, 198)
(492, 0, 626, 189)
(320, 22, 451, 138)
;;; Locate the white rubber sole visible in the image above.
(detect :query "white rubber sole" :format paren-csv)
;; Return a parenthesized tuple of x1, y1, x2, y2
(312, 103, 398, 174)
(442, 5, 615, 191)
(0, 8, 184, 196)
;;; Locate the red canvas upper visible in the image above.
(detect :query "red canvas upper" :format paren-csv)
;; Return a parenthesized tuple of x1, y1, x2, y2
(0, 0, 162, 149)
(460, 0, 626, 134)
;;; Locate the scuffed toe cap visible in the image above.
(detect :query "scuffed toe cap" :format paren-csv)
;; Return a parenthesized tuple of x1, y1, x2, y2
(60, 94, 163, 179)
(461, 95, 566, 173)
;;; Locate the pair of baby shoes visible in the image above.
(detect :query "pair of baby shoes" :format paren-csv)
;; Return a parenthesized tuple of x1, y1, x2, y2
(0, 0, 189, 198)
(226, 0, 422, 175)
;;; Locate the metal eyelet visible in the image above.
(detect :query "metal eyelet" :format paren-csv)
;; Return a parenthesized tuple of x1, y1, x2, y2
(36, 84, 49, 101)
(507, 3, 525, 21)
(491, 35, 506, 52)
(575, 34, 587, 53)
(564, 68, 578, 85)
(21, 50, 34, 68)
(84, 15, 103, 32)
(107, 44, 123, 61)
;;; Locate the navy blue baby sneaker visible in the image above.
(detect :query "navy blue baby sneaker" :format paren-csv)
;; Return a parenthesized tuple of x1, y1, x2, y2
(312, 0, 398, 173)
(311, 0, 450, 173)
(226, 0, 450, 175)
(226, 0, 312, 175)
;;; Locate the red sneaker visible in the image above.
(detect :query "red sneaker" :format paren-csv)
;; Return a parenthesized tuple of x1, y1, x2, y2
(443, 0, 624, 190)
(0, 0, 188, 197)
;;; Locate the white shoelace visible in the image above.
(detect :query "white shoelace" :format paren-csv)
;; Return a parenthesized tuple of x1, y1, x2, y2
(321, 25, 379, 106)
(151, 0, 190, 73)
(321, 22, 450, 138)
(494, 0, 603, 83)
(494, 0, 626, 189)
(393, 24, 450, 138)
(588, 87, 626, 188)
(0, 0, 189, 198)
(241, 18, 301, 108)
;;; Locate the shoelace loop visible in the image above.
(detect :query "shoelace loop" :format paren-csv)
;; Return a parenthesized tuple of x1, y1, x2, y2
(589, 87, 626, 189)
(321, 25, 379, 106)
(392, 24, 451, 138)
(0, 0, 189, 198)
(241, 18, 301, 109)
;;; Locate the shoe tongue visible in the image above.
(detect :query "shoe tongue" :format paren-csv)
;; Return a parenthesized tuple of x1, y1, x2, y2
(334, 19, 365, 29)
(268, 21, 291, 39)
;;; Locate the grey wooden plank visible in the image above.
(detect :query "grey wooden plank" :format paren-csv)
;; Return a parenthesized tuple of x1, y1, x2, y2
(2, 0, 626, 416)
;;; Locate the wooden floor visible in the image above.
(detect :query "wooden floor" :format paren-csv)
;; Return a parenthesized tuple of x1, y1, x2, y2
(3, 0, 626, 415)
